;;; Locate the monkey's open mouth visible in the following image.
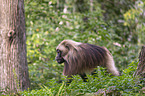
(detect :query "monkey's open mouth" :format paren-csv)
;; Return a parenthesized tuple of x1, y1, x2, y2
(57, 60, 62, 64)
(56, 59, 64, 64)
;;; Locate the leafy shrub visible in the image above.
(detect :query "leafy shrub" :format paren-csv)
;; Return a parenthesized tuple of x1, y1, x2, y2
(21, 61, 144, 95)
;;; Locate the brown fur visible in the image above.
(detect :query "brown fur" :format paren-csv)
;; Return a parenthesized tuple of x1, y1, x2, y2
(56, 40, 119, 76)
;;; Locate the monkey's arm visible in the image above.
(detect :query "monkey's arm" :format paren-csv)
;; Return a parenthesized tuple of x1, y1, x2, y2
(66, 73, 88, 85)
(66, 76, 73, 85)
(79, 73, 88, 82)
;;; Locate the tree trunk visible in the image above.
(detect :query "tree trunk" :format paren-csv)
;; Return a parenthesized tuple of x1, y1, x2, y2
(0, 0, 30, 93)
(90, 0, 93, 12)
(75, 0, 89, 13)
(134, 46, 145, 77)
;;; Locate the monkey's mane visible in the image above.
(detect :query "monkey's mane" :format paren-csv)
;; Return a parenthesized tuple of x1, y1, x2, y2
(61, 40, 107, 76)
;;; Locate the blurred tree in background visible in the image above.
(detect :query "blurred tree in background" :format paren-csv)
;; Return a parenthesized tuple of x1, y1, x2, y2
(22, 0, 145, 95)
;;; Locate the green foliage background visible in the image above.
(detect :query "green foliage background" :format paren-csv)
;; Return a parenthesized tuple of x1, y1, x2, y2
(22, 0, 145, 95)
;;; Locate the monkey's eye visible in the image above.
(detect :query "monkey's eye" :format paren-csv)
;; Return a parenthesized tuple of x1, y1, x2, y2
(57, 49, 61, 54)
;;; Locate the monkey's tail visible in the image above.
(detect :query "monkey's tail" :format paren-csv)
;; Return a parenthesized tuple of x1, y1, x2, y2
(106, 52, 120, 76)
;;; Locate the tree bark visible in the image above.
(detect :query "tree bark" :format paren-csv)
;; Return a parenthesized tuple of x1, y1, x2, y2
(134, 46, 145, 77)
(0, 0, 30, 93)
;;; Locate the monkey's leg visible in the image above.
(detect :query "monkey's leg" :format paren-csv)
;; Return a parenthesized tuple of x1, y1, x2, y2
(91, 70, 98, 79)
(79, 73, 88, 82)
(91, 70, 97, 75)
(66, 76, 73, 85)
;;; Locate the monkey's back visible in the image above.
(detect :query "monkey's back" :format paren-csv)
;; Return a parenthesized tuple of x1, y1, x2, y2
(79, 43, 108, 68)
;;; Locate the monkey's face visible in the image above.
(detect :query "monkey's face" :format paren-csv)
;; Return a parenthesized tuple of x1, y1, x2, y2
(55, 49, 65, 64)
(56, 40, 78, 64)
(56, 43, 69, 64)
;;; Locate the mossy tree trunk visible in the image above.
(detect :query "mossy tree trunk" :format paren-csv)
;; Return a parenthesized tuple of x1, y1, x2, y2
(134, 46, 145, 78)
(0, 0, 30, 93)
